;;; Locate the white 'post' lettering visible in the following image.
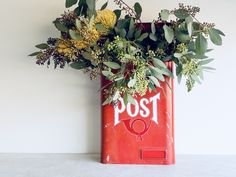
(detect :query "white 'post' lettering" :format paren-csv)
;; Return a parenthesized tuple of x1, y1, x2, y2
(126, 100, 139, 117)
(139, 98, 150, 118)
(149, 93, 160, 124)
(114, 93, 160, 126)
(114, 98, 125, 126)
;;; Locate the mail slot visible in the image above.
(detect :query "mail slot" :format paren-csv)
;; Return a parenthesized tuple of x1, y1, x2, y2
(141, 148, 166, 159)
(101, 62, 175, 165)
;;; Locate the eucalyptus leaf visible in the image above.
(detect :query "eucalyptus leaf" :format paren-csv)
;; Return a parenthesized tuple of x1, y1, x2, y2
(174, 53, 183, 59)
(115, 77, 124, 81)
(28, 52, 41, 56)
(152, 58, 167, 68)
(194, 54, 209, 59)
(129, 46, 138, 53)
(123, 92, 128, 105)
(185, 16, 193, 36)
(102, 97, 112, 105)
(188, 41, 195, 51)
(201, 66, 216, 70)
(120, 29, 127, 38)
(35, 43, 49, 50)
(178, 22, 187, 30)
(86, 0, 95, 10)
(102, 70, 114, 77)
(82, 52, 93, 60)
(89, 15, 95, 30)
(96, 23, 107, 32)
(151, 21, 156, 34)
(127, 94, 136, 105)
(191, 74, 201, 84)
(113, 90, 120, 101)
(176, 64, 182, 76)
(65, 0, 78, 8)
(198, 67, 204, 80)
(160, 9, 169, 21)
(174, 9, 189, 19)
(128, 78, 136, 88)
(148, 82, 156, 91)
(198, 59, 214, 65)
(162, 55, 172, 62)
(114, 10, 121, 19)
(137, 33, 148, 41)
(177, 73, 182, 84)
(149, 33, 157, 41)
(74, 0, 88, 16)
(116, 19, 129, 29)
(162, 68, 174, 78)
(151, 65, 173, 78)
(54, 22, 68, 32)
(149, 65, 163, 76)
(134, 30, 142, 40)
(76, 19, 82, 29)
(100, 1, 108, 10)
(175, 29, 190, 42)
(86, 0, 96, 18)
(104, 62, 121, 69)
(214, 28, 225, 36)
(209, 28, 222, 45)
(134, 2, 142, 19)
(155, 73, 165, 82)
(206, 49, 214, 53)
(185, 53, 195, 58)
(69, 30, 83, 40)
(149, 76, 161, 87)
(128, 18, 135, 39)
(195, 33, 207, 57)
(70, 61, 87, 70)
(163, 25, 174, 43)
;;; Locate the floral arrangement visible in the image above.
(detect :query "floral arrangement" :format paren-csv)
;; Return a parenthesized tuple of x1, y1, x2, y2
(29, 0, 224, 105)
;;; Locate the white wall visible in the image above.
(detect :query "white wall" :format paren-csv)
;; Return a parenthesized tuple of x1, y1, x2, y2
(0, 0, 235, 154)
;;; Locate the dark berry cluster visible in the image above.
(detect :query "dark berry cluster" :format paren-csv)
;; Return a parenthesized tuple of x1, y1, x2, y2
(178, 3, 200, 17)
(52, 52, 69, 68)
(47, 38, 57, 46)
(54, 11, 77, 29)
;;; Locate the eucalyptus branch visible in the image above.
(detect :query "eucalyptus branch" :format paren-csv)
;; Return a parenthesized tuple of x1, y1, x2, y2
(98, 80, 114, 92)
(113, 0, 136, 17)
(113, 0, 142, 23)
(191, 15, 201, 24)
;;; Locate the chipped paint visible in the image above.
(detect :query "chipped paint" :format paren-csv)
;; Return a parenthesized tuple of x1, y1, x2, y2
(106, 155, 110, 162)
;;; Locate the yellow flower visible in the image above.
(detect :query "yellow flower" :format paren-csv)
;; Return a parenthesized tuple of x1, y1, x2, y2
(95, 9, 117, 29)
(56, 10, 117, 59)
(80, 27, 100, 43)
(71, 21, 100, 49)
(71, 39, 88, 50)
(56, 39, 77, 60)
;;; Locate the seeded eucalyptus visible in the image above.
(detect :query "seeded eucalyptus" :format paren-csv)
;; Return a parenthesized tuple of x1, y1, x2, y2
(29, 1, 224, 105)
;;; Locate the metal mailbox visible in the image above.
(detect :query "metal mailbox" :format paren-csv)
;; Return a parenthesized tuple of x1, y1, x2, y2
(101, 62, 175, 165)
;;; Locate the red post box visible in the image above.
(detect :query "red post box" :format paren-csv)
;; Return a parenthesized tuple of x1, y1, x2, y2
(101, 62, 175, 165)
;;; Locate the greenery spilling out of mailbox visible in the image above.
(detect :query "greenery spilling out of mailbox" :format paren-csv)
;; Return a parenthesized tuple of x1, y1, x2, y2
(30, 0, 224, 105)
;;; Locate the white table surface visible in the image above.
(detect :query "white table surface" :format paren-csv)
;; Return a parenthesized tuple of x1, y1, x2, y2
(0, 154, 235, 177)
